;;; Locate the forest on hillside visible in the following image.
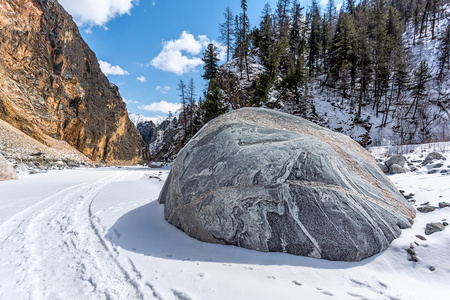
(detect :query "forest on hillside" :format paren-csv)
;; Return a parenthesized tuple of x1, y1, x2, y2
(155, 0, 450, 159)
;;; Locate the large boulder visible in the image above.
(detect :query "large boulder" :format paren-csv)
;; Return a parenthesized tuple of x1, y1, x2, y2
(0, 153, 18, 181)
(159, 108, 415, 261)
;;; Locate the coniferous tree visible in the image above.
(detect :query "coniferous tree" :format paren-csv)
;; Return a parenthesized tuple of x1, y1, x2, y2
(240, 0, 251, 81)
(407, 61, 432, 119)
(275, 0, 291, 39)
(201, 43, 220, 80)
(219, 7, 234, 61)
(259, 3, 274, 65)
(438, 24, 450, 81)
(202, 79, 226, 123)
(250, 38, 289, 105)
(331, 12, 357, 99)
(308, 0, 322, 76)
(187, 78, 197, 137)
(177, 80, 188, 137)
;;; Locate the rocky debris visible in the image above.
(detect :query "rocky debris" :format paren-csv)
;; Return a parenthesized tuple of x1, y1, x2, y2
(0, 0, 147, 164)
(417, 205, 438, 213)
(0, 153, 18, 181)
(434, 163, 444, 168)
(415, 235, 427, 240)
(429, 266, 436, 271)
(406, 244, 418, 262)
(439, 202, 450, 208)
(425, 223, 446, 235)
(385, 155, 407, 167)
(427, 169, 438, 174)
(422, 152, 446, 165)
(389, 164, 406, 174)
(159, 108, 415, 262)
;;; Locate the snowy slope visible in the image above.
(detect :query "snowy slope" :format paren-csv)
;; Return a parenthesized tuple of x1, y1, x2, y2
(128, 113, 164, 127)
(0, 150, 449, 299)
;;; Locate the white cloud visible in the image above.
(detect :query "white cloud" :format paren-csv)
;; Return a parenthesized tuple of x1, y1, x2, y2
(156, 85, 171, 94)
(150, 31, 208, 75)
(122, 97, 139, 104)
(99, 60, 129, 76)
(137, 76, 147, 83)
(59, 0, 136, 28)
(138, 101, 181, 114)
(336, 2, 343, 12)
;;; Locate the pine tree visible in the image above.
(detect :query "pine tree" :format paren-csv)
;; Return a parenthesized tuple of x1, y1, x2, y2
(187, 78, 197, 137)
(308, 0, 322, 77)
(250, 39, 289, 105)
(438, 24, 450, 81)
(290, 1, 306, 58)
(407, 61, 432, 119)
(201, 43, 220, 80)
(331, 12, 357, 99)
(240, 0, 251, 81)
(177, 80, 188, 137)
(275, 0, 291, 39)
(259, 3, 274, 65)
(219, 7, 234, 62)
(202, 79, 226, 123)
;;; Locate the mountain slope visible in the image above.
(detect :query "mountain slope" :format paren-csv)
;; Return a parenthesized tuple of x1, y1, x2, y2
(0, 0, 147, 164)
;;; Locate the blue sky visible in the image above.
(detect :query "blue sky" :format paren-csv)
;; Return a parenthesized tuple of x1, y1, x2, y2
(59, 0, 338, 118)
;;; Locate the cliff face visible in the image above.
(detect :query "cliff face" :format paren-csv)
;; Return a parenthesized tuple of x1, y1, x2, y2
(0, 0, 147, 164)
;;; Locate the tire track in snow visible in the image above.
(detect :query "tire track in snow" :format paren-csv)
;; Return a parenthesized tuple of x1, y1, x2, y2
(0, 171, 147, 299)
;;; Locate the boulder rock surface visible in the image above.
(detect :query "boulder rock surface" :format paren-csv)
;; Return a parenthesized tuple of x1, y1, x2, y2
(159, 108, 416, 261)
(0, 153, 18, 181)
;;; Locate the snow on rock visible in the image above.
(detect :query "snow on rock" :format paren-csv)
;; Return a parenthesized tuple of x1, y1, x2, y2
(159, 108, 415, 261)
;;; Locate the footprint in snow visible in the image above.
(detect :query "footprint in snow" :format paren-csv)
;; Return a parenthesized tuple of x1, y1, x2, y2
(266, 276, 276, 280)
(292, 281, 302, 286)
(194, 273, 204, 281)
(243, 266, 253, 270)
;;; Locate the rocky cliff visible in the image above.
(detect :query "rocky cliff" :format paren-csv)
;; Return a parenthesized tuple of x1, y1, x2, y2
(0, 0, 147, 164)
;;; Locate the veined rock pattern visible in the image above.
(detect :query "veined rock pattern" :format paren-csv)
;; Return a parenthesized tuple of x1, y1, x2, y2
(159, 108, 416, 261)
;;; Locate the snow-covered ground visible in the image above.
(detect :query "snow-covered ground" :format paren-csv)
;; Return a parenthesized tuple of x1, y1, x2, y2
(0, 149, 449, 299)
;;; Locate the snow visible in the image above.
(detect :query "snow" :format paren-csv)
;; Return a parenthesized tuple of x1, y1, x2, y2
(1, 150, 449, 299)
(128, 113, 164, 127)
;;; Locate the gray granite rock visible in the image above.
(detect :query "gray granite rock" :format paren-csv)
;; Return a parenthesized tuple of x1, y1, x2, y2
(378, 163, 389, 173)
(425, 223, 445, 235)
(0, 153, 18, 181)
(385, 155, 407, 167)
(159, 108, 416, 261)
(389, 164, 406, 174)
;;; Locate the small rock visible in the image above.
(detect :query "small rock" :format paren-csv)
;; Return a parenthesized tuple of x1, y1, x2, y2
(389, 164, 406, 174)
(434, 163, 444, 168)
(410, 254, 418, 262)
(404, 195, 414, 200)
(399, 190, 405, 194)
(416, 235, 427, 240)
(410, 167, 418, 172)
(441, 170, 448, 174)
(386, 155, 406, 167)
(30, 152, 44, 157)
(443, 222, 449, 226)
(425, 152, 445, 161)
(377, 163, 389, 173)
(420, 202, 429, 206)
(425, 223, 445, 235)
(406, 247, 415, 255)
(428, 169, 438, 174)
(439, 202, 450, 208)
(429, 266, 435, 271)
(417, 206, 437, 213)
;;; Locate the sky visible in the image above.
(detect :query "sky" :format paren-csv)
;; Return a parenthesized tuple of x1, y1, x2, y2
(58, 0, 341, 119)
